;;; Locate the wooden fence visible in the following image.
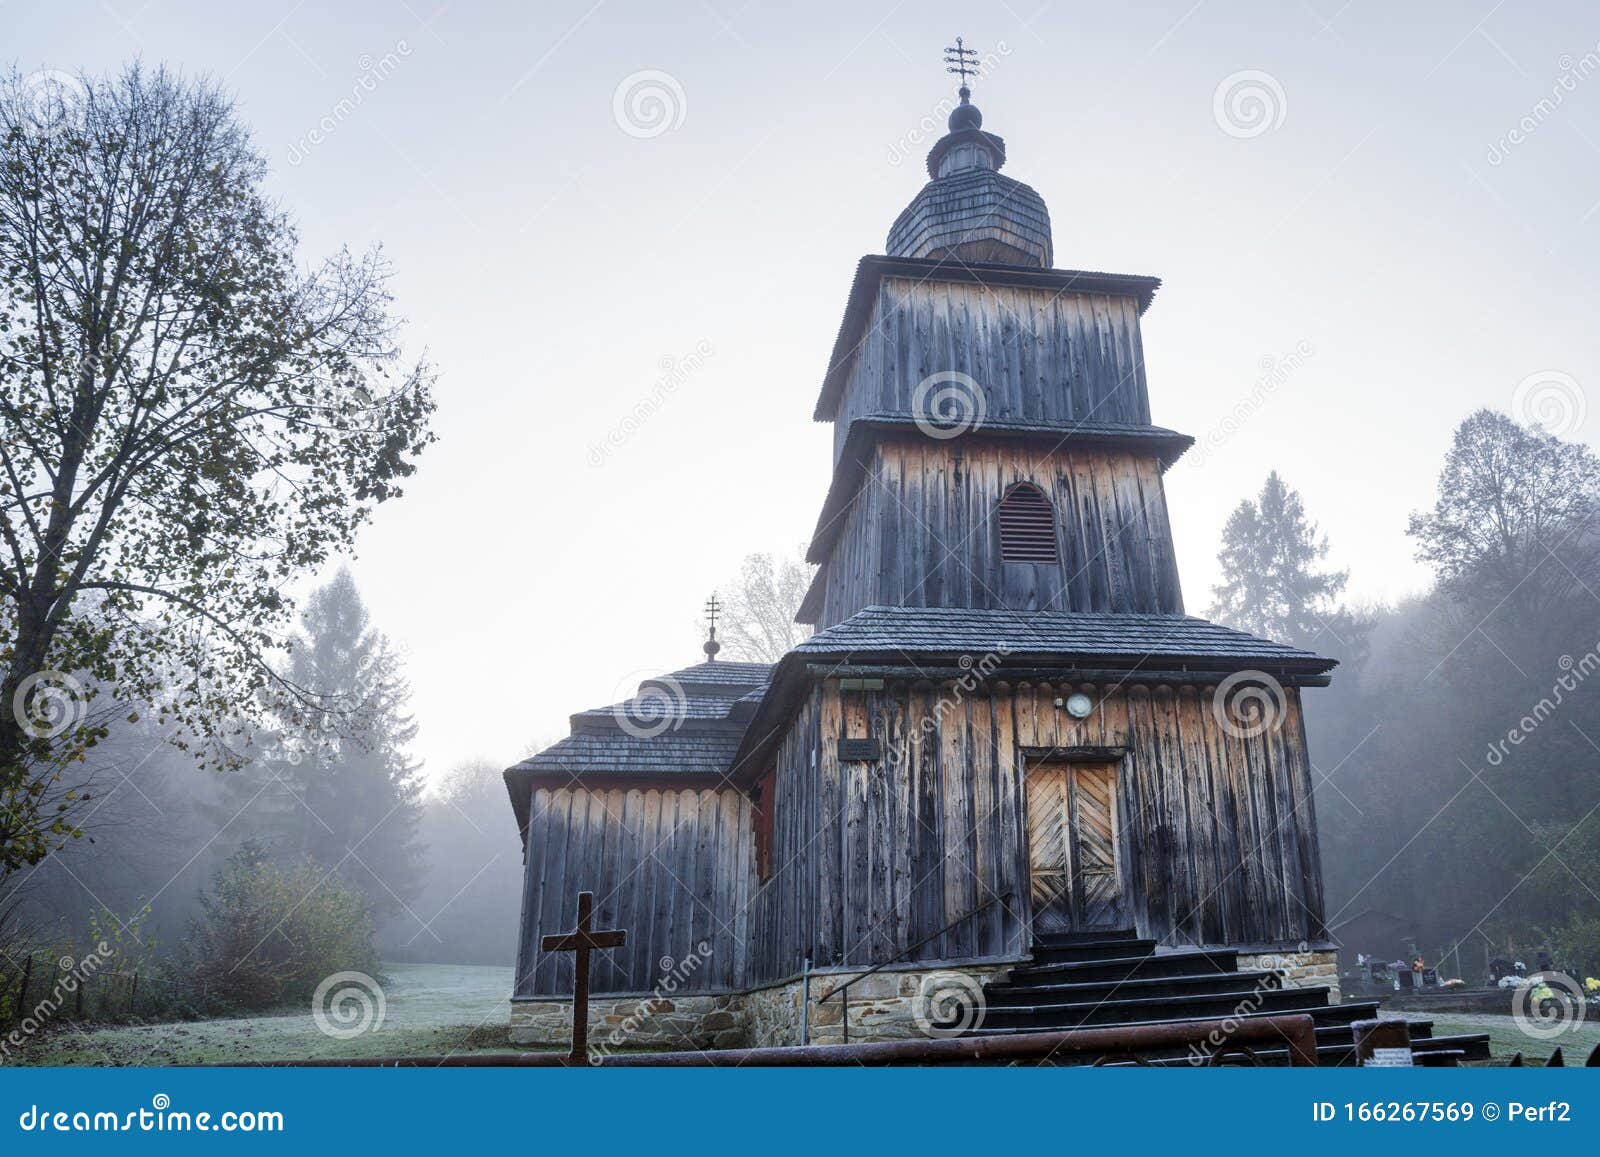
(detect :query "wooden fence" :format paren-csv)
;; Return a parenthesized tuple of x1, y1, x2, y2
(1, 952, 197, 1029)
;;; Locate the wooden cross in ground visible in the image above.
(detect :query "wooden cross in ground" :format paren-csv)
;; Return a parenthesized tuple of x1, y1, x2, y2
(541, 890, 627, 1065)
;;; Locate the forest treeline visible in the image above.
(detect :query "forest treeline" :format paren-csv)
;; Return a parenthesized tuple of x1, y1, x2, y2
(1209, 411, 1600, 979)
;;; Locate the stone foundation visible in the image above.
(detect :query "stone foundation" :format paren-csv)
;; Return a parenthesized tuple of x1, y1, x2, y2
(508, 964, 1014, 1052)
(1236, 949, 1340, 1004)
(509, 951, 1341, 1052)
(509, 993, 746, 1054)
(742, 964, 1014, 1047)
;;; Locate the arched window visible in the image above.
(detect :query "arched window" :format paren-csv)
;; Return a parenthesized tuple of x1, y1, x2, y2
(997, 482, 1060, 563)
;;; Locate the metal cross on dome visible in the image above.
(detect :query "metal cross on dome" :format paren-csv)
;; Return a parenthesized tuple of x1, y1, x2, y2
(944, 36, 980, 86)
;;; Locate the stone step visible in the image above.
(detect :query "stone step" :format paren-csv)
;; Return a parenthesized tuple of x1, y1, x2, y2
(1033, 928, 1140, 947)
(981, 984, 1335, 1030)
(1003, 949, 1241, 986)
(1030, 938, 1159, 964)
(976, 999, 1342, 1038)
(986, 968, 1283, 1007)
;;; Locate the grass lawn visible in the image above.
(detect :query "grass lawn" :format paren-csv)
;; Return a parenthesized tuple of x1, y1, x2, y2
(1422, 1013, 1600, 1065)
(13, 963, 1592, 1066)
(6, 963, 540, 1067)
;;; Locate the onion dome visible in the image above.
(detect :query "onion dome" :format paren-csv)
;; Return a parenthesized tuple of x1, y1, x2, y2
(886, 86, 1053, 268)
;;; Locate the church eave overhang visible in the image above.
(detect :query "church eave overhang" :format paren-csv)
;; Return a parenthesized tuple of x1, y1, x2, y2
(798, 658, 1335, 680)
(814, 256, 1162, 422)
(727, 626, 1336, 788)
(725, 656, 1333, 791)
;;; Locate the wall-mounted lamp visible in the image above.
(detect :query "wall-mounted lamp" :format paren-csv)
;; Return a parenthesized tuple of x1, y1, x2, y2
(1056, 692, 1094, 719)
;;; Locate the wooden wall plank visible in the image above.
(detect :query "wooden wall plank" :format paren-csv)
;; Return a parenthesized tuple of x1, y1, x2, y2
(816, 442, 1183, 630)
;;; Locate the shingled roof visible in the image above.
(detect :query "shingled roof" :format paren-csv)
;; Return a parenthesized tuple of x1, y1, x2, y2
(725, 606, 1335, 785)
(504, 658, 773, 843)
(507, 606, 1333, 828)
(793, 605, 1335, 671)
(571, 695, 746, 729)
(652, 660, 770, 694)
(511, 730, 744, 779)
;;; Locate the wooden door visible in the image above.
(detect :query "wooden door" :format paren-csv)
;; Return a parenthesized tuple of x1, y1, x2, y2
(1026, 763, 1124, 933)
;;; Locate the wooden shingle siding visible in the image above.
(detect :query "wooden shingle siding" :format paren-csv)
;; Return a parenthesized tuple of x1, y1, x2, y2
(886, 168, 1053, 268)
(514, 786, 754, 997)
(744, 678, 1325, 986)
(816, 440, 1183, 628)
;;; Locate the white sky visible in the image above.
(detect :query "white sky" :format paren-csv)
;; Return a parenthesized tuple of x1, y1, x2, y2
(13, 0, 1600, 786)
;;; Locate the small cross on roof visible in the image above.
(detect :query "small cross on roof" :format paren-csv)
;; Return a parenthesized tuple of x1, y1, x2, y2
(703, 593, 722, 661)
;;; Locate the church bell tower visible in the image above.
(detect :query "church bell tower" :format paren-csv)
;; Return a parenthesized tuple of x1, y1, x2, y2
(797, 45, 1193, 631)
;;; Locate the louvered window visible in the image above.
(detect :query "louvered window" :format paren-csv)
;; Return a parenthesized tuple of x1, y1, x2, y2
(997, 483, 1060, 563)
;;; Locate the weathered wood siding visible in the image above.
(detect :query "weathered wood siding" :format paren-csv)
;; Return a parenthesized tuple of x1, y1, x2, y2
(514, 786, 755, 997)
(816, 440, 1183, 629)
(830, 278, 1151, 463)
(746, 677, 1325, 985)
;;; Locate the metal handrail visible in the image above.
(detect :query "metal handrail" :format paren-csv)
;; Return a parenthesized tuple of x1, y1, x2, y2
(819, 890, 1014, 1043)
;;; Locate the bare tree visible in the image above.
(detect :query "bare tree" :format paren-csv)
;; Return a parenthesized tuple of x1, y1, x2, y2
(0, 66, 436, 874)
(714, 549, 815, 663)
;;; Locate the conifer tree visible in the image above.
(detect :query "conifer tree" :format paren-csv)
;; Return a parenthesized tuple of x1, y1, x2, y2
(213, 569, 424, 923)
(1208, 472, 1361, 654)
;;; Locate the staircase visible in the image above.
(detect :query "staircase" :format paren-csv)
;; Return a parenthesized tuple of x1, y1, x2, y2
(974, 930, 1493, 1066)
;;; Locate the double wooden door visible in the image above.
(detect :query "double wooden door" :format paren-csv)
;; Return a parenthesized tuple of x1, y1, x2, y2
(1025, 762, 1124, 933)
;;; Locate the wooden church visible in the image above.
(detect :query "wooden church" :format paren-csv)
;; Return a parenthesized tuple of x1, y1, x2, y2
(504, 55, 1371, 1057)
